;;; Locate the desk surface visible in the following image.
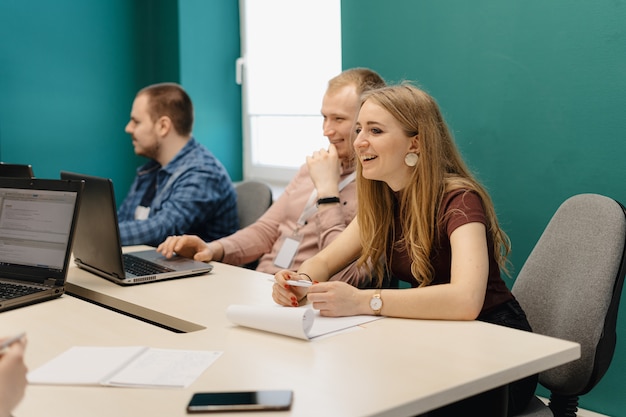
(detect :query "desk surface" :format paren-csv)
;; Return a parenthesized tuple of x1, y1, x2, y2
(6, 247, 580, 417)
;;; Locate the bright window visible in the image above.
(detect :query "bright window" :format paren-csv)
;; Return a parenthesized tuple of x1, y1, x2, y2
(238, 0, 342, 185)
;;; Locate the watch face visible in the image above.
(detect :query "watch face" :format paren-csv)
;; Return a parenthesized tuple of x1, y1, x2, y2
(370, 296, 382, 311)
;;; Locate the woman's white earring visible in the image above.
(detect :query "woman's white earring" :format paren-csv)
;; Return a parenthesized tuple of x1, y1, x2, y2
(405, 152, 419, 167)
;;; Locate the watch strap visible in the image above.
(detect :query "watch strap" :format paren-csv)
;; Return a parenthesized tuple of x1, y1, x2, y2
(371, 289, 382, 316)
(316, 196, 340, 206)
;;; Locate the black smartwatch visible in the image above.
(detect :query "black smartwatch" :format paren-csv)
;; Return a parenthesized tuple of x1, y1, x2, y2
(316, 196, 340, 206)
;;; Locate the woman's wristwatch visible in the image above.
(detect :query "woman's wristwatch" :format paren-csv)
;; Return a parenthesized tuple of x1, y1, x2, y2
(370, 289, 383, 315)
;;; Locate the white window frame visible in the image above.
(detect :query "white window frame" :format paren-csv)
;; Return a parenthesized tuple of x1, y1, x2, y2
(237, 0, 342, 186)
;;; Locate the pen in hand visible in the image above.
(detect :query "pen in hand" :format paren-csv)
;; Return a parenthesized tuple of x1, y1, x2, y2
(267, 278, 313, 288)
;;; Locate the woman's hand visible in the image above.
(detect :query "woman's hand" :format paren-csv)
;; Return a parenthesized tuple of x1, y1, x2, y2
(306, 281, 366, 317)
(272, 270, 310, 307)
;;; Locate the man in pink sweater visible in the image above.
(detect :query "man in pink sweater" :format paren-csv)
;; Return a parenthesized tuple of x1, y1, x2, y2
(157, 68, 385, 287)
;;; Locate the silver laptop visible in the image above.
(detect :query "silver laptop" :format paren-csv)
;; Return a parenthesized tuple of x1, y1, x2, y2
(60, 171, 213, 285)
(0, 178, 82, 312)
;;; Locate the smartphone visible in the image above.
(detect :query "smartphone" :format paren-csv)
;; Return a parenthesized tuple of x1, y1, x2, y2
(186, 390, 293, 413)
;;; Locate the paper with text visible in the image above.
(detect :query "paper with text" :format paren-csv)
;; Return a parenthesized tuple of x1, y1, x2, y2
(28, 346, 222, 388)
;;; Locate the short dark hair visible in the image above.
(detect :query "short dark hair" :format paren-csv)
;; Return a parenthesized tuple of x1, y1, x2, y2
(138, 82, 194, 136)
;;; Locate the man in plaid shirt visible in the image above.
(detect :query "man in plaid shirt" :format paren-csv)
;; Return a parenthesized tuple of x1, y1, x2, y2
(117, 83, 238, 247)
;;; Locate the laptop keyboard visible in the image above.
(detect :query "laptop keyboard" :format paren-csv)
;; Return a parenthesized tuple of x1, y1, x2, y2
(123, 254, 174, 276)
(0, 282, 43, 301)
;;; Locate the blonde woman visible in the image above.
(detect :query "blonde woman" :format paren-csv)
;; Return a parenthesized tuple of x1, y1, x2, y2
(273, 83, 536, 416)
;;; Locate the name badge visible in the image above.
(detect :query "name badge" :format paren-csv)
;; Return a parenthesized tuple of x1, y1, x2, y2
(273, 235, 302, 269)
(134, 205, 151, 220)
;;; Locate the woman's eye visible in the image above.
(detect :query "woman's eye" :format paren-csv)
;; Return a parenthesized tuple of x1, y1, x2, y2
(355, 127, 362, 134)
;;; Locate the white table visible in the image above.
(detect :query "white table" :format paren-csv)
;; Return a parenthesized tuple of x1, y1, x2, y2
(5, 248, 580, 417)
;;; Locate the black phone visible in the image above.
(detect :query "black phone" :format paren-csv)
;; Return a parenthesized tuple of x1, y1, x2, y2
(186, 390, 293, 413)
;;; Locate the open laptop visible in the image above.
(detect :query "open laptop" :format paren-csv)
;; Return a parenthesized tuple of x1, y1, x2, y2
(0, 162, 34, 178)
(0, 177, 82, 312)
(60, 171, 213, 285)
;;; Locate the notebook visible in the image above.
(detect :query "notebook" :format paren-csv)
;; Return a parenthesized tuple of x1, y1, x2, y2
(60, 171, 213, 285)
(0, 177, 82, 312)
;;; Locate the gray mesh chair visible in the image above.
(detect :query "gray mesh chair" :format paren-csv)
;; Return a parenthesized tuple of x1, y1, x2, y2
(234, 180, 273, 269)
(234, 180, 273, 229)
(512, 194, 626, 417)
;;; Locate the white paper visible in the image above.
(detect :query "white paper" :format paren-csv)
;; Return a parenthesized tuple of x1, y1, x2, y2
(106, 348, 222, 388)
(28, 346, 146, 386)
(226, 304, 314, 339)
(226, 304, 383, 340)
(28, 346, 222, 388)
(307, 314, 383, 339)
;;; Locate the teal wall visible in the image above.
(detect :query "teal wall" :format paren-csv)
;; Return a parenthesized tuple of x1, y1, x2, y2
(342, 0, 626, 415)
(0, 0, 242, 205)
(3, 0, 626, 414)
(179, 0, 242, 179)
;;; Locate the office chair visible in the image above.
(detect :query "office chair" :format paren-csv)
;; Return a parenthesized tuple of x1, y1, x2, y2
(512, 194, 626, 417)
(0, 162, 34, 178)
(234, 180, 273, 270)
(234, 180, 273, 229)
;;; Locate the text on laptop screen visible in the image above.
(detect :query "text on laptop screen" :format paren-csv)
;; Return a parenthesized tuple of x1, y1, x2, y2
(0, 188, 77, 270)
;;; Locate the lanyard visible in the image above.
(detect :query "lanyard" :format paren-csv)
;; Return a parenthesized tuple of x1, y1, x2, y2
(296, 171, 356, 228)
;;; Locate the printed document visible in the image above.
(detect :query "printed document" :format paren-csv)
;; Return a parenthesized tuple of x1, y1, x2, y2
(28, 346, 222, 388)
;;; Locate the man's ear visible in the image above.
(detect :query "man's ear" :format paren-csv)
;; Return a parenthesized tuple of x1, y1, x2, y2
(156, 116, 172, 137)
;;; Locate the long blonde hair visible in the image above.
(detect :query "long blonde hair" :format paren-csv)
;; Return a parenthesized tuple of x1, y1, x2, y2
(355, 84, 511, 287)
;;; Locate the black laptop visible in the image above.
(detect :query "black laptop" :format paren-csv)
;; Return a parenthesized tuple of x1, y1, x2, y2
(0, 177, 82, 312)
(60, 171, 213, 285)
(0, 162, 34, 178)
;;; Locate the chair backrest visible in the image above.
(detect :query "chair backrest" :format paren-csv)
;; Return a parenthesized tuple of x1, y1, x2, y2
(512, 193, 626, 398)
(234, 180, 273, 229)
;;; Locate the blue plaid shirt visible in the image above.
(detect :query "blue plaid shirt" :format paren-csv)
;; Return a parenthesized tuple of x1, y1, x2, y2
(117, 138, 239, 246)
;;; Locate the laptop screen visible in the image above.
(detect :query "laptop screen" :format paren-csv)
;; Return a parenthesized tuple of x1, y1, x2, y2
(0, 187, 77, 271)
